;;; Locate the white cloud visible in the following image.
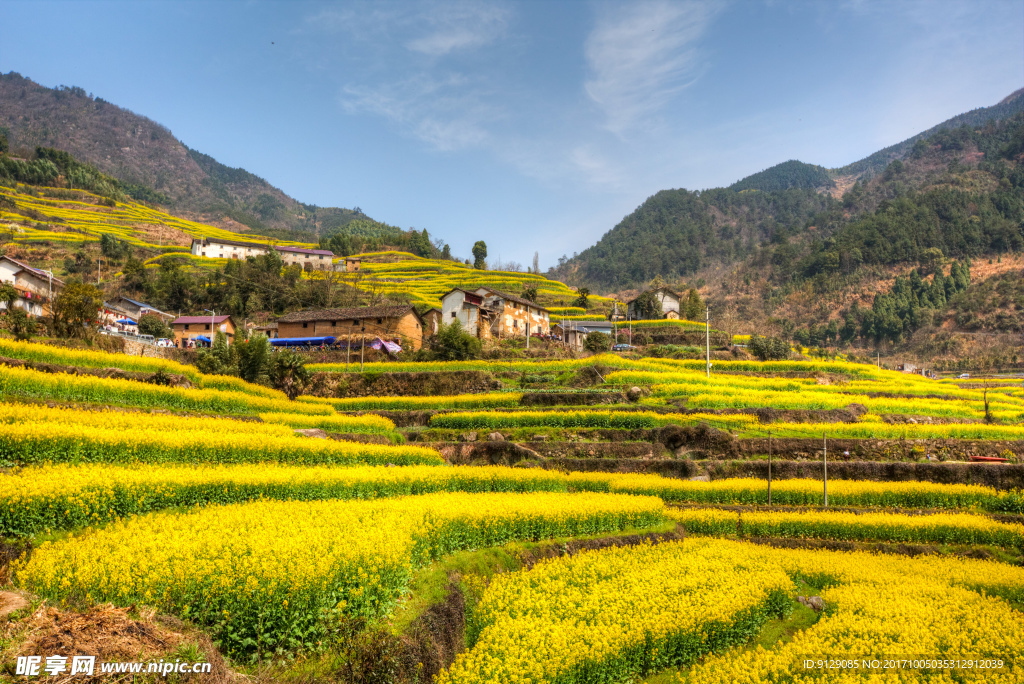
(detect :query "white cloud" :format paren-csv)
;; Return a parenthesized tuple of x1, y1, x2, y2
(406, 1, 511, 56)
(584, 0, 720, 134)
(340, 74, 497, 151)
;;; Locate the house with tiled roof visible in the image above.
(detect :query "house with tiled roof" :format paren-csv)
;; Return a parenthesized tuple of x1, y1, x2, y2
(190, 238, 335, 271)
(171, 314, 235, 347)
(0, 256, 63, 318)
(440, 287, 550, 339)
(276, 305, 425, 351)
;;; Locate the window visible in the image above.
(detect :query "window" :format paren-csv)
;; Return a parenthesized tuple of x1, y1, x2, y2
(376, 318, 382, 324)
(353, 319, 360, 326)
(302, 322, 308, 329)
(331, 321, 336, 327)
(451, 312, 456, 318)
(202, 252, 206, 257)
(184, 324, 190, 331)
(205, 324, 210, 330)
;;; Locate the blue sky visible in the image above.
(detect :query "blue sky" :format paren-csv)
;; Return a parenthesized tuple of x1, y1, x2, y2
(2, 1, 1022, 268)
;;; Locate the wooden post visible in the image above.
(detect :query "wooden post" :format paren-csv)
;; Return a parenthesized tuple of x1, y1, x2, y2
(768, 429, 772, 506)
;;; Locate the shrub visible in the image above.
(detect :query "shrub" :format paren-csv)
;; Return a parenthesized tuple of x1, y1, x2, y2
(748, 335, 790, 361)
(583, 331, 610, 353)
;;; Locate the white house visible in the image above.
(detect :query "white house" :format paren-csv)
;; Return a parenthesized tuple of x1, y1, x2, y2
(190, 238, 334, 271)
(626, 286, 681, 319)
(0, 256, 63, 318)
(440, 287, 550, 339)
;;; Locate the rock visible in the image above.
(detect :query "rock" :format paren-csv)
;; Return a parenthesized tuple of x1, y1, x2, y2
(808, 596, 825, 612)
(459, 432, 478, 442)
(626, 386, 643, 402)
(487, 432, 505, 442)
(294, 428, 328, 439)
(530, 434, 549, 442)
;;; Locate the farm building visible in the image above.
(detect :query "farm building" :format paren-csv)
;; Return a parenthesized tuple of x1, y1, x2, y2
(171, 314, 236, 347)
(276, 305, 426, 351)
(440, 288, 550, 339)
(0, 256, 63, 318)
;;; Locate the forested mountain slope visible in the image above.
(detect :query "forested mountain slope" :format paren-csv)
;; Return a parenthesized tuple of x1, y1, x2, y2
(0, 72, 365, 239)
(550, 88, 1024, 293)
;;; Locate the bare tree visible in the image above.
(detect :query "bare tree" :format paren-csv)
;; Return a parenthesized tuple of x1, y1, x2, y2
(533, 251, 539, 273)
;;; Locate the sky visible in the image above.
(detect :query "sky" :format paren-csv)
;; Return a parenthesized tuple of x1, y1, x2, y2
(1, 0, 1022, 268)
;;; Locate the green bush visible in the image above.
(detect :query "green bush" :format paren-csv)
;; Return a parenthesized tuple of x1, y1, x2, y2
(584, 331, 610, 353)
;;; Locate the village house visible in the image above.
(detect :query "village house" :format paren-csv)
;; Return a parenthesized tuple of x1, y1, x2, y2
(171, 314, 235, 348)
(274, 246, 335, 271)
(552, 320, 615, 352)
(275, 305, 426, 351)
(344, 257, 361, 272)
(190, 238, 335, 271)
(626, 286, 681, 319)
(440, 288, 550, 339)
(103, 296, 174, 323)
(0, 256, 63, 318)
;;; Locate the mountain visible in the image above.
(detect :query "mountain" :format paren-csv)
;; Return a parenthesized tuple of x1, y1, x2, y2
(550, 88, 1024, 293)
(0, 72, 365, 240)
(729, 160, 834, 193)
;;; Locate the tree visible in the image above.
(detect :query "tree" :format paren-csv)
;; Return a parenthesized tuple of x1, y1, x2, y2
(100, 233, 130, 261)
(583, 331, 610, 353)
(632, 290, 662, 320)
(532, 251, 539, 274)
(4, 308, 34, 341)
(0, 132, 8, 155)
(50, 281, 103, 338)
(472, 241, 488, 270)
(683, 289, 704, 321)
(235, 333, 271, 384)
(0, 282, 17, 311)
(432, 321, 482, 360)
(441, 244, 452, 260)
(137, 313, 172, 340)
(269, 349, 310, 399)
(572, 287, 589, 310)
(749, 335, 790, 361)
(521, 285, 538, 303)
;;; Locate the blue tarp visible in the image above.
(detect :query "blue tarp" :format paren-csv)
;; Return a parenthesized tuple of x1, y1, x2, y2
(194, 335, 212, 343)
(116, 318, 137, 325)
(270, 336, 337, 347)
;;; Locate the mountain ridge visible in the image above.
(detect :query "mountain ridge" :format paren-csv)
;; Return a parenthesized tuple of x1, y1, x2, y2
(549, 87, 1024, 292)
(0, 72, 366, 241)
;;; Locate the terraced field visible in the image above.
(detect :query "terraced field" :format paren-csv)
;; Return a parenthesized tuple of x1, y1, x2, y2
(1, 339, 1022, 682)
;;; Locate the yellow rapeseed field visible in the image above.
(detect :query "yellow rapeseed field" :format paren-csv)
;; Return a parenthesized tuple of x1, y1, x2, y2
(16, 492, 664, 659)
(439, 539, 792, 684)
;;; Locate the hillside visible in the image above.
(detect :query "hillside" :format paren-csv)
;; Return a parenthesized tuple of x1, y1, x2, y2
(0, 72, 367, 239)
(551, 88, 1024, 294)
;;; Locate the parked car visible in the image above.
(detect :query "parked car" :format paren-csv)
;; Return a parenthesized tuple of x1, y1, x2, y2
(138, 334, 155, 344)
(958, 373, 970, 379)
(612, 343, 637, 352)
(157, 338, 174, 347)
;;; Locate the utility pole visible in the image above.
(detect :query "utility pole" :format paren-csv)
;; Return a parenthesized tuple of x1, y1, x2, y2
(705, 305, 711, 378)
(823, 431, 828, 507)
(613, 306, 618, 345)
(768, 430, 772, 506)
(346, 334, 351, 371)
(360, 324, 365, 372)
